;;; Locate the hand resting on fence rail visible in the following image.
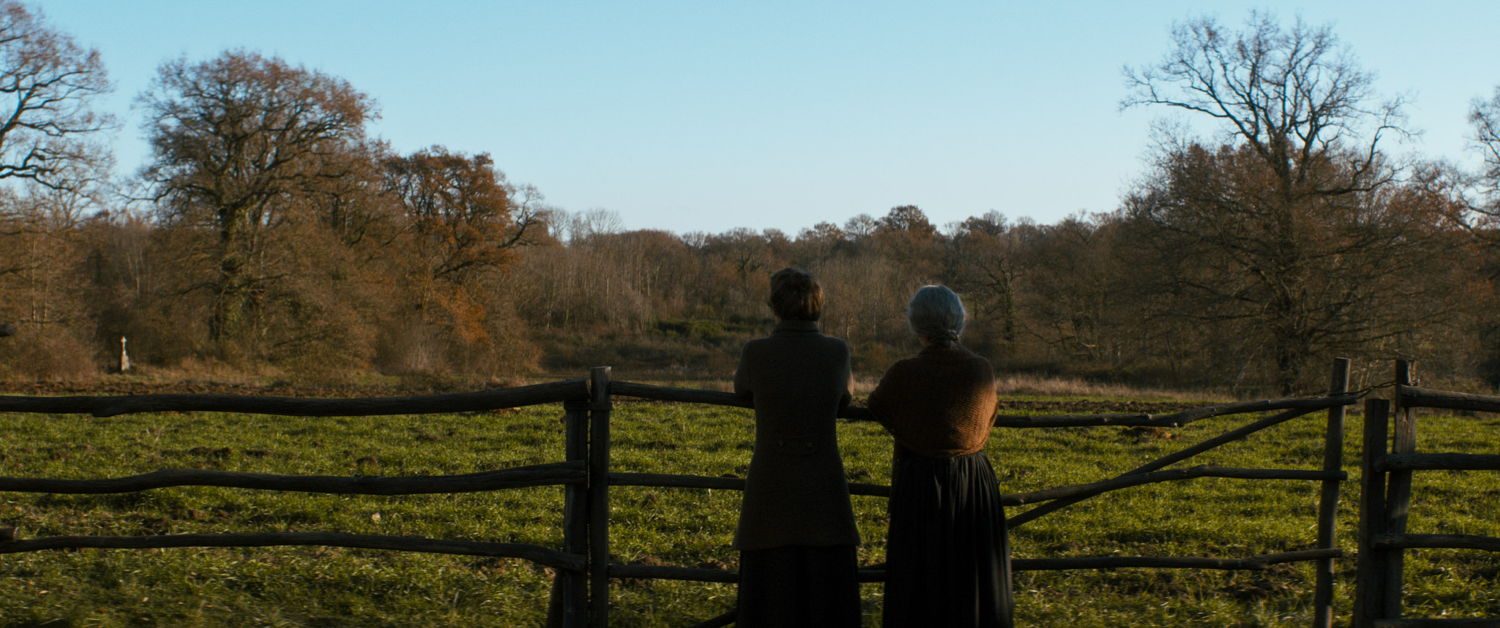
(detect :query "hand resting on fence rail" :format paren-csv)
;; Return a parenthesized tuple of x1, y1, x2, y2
(0, 379, 590, 417)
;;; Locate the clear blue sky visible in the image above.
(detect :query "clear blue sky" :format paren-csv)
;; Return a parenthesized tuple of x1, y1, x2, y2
(37, 0, 1500, 233)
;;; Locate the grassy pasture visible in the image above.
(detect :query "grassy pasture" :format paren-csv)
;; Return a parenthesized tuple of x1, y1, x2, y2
(0, 396, 1495, 626)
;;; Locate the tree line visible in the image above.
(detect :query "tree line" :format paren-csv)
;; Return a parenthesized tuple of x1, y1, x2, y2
(0, 5, 1497, 394)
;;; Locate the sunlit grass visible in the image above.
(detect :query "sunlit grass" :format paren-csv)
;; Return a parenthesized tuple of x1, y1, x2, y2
(0, 398, 1495, 625)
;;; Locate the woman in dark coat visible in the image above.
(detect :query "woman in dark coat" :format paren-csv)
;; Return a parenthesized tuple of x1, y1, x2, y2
(733, 267, 861, 628)
(868, 285, 1013, 628)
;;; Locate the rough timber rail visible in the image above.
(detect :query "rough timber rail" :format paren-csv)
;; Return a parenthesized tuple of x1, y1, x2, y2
(0, 358, 1407, 627)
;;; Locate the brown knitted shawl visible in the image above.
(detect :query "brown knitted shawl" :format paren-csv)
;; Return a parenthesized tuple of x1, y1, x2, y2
(867, 342, 998, 457)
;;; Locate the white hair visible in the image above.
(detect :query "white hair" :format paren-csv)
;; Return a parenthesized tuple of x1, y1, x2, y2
(907, 285, 965, 343)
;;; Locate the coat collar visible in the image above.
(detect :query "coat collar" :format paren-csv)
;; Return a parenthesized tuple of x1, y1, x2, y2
(919, 339, 960, 355)
(774, 320, 820, 334)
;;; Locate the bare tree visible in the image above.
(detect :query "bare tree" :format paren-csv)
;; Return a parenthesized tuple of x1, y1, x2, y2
(558, 207, 623, 244)
(1124, 13, 1404, 196)
(1122, 143, 1467, 392)
(1472, 86, 1500, 215)
(1121, 13, 1425, 392)
(842, 213, 877, 241)
(0, 1, 112, 190)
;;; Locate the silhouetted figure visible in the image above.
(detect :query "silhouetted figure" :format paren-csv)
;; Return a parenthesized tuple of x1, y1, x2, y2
(869, 285, 1014, 628)
(733, 267, 861, 628)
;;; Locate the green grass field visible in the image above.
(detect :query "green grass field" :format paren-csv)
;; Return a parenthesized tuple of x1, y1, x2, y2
(0, 396, 1495, 626)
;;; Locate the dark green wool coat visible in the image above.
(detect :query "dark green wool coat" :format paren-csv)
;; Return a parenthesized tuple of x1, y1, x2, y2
(732, 320, 861, 550)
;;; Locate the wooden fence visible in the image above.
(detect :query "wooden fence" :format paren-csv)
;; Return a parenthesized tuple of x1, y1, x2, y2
(1354, 361, 1500, 627)
(0, 359, 1369, 626)
(0, 379, 599, 627)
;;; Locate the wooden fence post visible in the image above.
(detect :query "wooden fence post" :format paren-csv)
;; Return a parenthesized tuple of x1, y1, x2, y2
(589, 367, 613, 627)
(1354, 398, 1391, 628)
(1313, 357, 1349, 628)
(1382, 360, 1416, 619)
(547, 396, 591, 628)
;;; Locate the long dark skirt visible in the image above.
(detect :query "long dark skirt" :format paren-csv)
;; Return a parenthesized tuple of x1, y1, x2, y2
(884, 450, 1013, 628)
(738, 544, 861, 628)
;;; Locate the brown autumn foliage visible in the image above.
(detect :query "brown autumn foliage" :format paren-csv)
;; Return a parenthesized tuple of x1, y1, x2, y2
(0, 0, 111, 190)
(140, 50, 376, 363)
(1, 8, 1499, 394)
(376, 147, 548, 376)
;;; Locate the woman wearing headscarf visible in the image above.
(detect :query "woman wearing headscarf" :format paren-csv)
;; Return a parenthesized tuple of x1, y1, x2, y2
(732, 267, 861, 628)
(868, 285, 1013, 627)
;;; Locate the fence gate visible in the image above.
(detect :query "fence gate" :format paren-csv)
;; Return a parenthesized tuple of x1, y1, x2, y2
(598, 359, 1357, 627)
(1354, 360, 1500, 627)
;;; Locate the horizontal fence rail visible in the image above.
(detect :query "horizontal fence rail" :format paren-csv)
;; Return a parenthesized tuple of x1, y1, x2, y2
(1010, 548, 1343, 571)
(1370, 533, 1500, 552)
(1378, 453, 1500, 472)
(611, 548, 1346, 585)
(0, 530, 586, 571)
(609, 380, 1358, 429)
(1397, 386, 1500, 413)
(609, 466, 1344, 507)
(0, 461, 584, 495)
(609, 380, 876, 422)
(0, 379, 589, 417)
(1001, 466, 1345, 506)
(1370, 620, 1500, 627)
(991, 394, 1358, 428)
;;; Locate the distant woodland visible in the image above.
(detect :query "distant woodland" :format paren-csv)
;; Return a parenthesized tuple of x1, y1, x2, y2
(1, 3, 1499, 394)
